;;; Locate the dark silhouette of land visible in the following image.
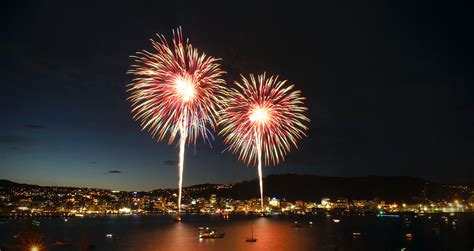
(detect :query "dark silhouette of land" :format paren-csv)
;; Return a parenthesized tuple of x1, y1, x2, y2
(2, 174, 471, 202)
(184, 174, 471, 202)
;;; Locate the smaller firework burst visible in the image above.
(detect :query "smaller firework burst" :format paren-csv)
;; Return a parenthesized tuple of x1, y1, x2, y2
(219, 73, 309, 210)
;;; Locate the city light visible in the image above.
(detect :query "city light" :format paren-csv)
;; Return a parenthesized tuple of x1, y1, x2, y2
(119, 207, 131, 214)
(0, 181, 472, 217)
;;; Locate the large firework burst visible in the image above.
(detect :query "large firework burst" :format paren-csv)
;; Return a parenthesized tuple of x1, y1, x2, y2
(219, 73, 309, 210)
(127, 28, 226, 215)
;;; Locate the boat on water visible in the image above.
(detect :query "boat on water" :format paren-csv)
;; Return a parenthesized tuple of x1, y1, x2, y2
(404, 218, 411, 225)
(292, 221, 301, 228)
(223, 214, 229, 220)
(245, 224, 257, 242)
(174, 215, 182, 222)
(352, 232, 362, 238)
(199, 229, 225, 239)
(52, 240, 72, 247)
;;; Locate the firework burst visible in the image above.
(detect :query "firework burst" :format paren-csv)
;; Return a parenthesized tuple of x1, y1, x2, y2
(127, 28, 226, 215)
(219, 73, 309, 210)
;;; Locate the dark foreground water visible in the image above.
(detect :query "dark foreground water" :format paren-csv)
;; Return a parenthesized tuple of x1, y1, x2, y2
(1, 214, 473, 251)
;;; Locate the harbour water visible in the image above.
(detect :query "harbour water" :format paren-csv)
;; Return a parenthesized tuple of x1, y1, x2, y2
(1, 214, 473, 250)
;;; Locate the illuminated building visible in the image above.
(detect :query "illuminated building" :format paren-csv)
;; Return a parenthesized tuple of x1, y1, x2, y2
(269, 198, 280, 208)
(210, 194, 217, 205)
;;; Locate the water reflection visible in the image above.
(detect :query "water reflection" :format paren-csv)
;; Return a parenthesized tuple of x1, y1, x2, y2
(0, 214, 472, 250)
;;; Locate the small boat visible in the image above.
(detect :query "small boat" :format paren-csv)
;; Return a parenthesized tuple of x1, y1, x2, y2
(106, 234, 113, 239)
(199, 229, 225, 239)
(404, 218, 411, 225)
(292, 221, 301, 228)
(52, 240, 72, 247)
(32, 220, 40, 226)
(174, 215, 182, 222)
(223, 214, 229, 220)
(245, 224, 257, 242)
(332, 219, 341, 223)
(378, 214, 399, 218)
(405, 233, 413, 240)
(308, 221, 313, 226)
(352, 232, 362, 238)
(198, 226, 205, 230)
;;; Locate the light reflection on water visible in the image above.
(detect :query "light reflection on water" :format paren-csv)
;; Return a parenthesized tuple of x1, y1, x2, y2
(0, 214, 472, 251)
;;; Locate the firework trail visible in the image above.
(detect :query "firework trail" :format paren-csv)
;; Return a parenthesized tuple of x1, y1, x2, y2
(219, 73, 309, 211)
(127, 28, 225, 215)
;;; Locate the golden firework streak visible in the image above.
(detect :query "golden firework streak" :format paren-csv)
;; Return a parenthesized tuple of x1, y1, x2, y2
(178, 113, 187, 215)
(255, 130, 264, 211)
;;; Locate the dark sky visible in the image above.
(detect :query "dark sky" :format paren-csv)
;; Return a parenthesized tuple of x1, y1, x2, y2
(2, 1, 473, 190)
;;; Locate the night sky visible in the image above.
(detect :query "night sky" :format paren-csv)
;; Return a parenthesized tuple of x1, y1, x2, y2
(2, 1, 473, 190)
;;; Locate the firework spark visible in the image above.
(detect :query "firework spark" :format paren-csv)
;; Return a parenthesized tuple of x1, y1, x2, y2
(127, 28, 226, 215)
(219, 73, 309, 211)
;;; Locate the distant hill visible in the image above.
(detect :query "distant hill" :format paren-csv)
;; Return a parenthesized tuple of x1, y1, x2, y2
(184, 174, 468, 202)
(235, 174, 429, 201)
(1, 174, 470, 202)
(0, 179, 38, 188)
